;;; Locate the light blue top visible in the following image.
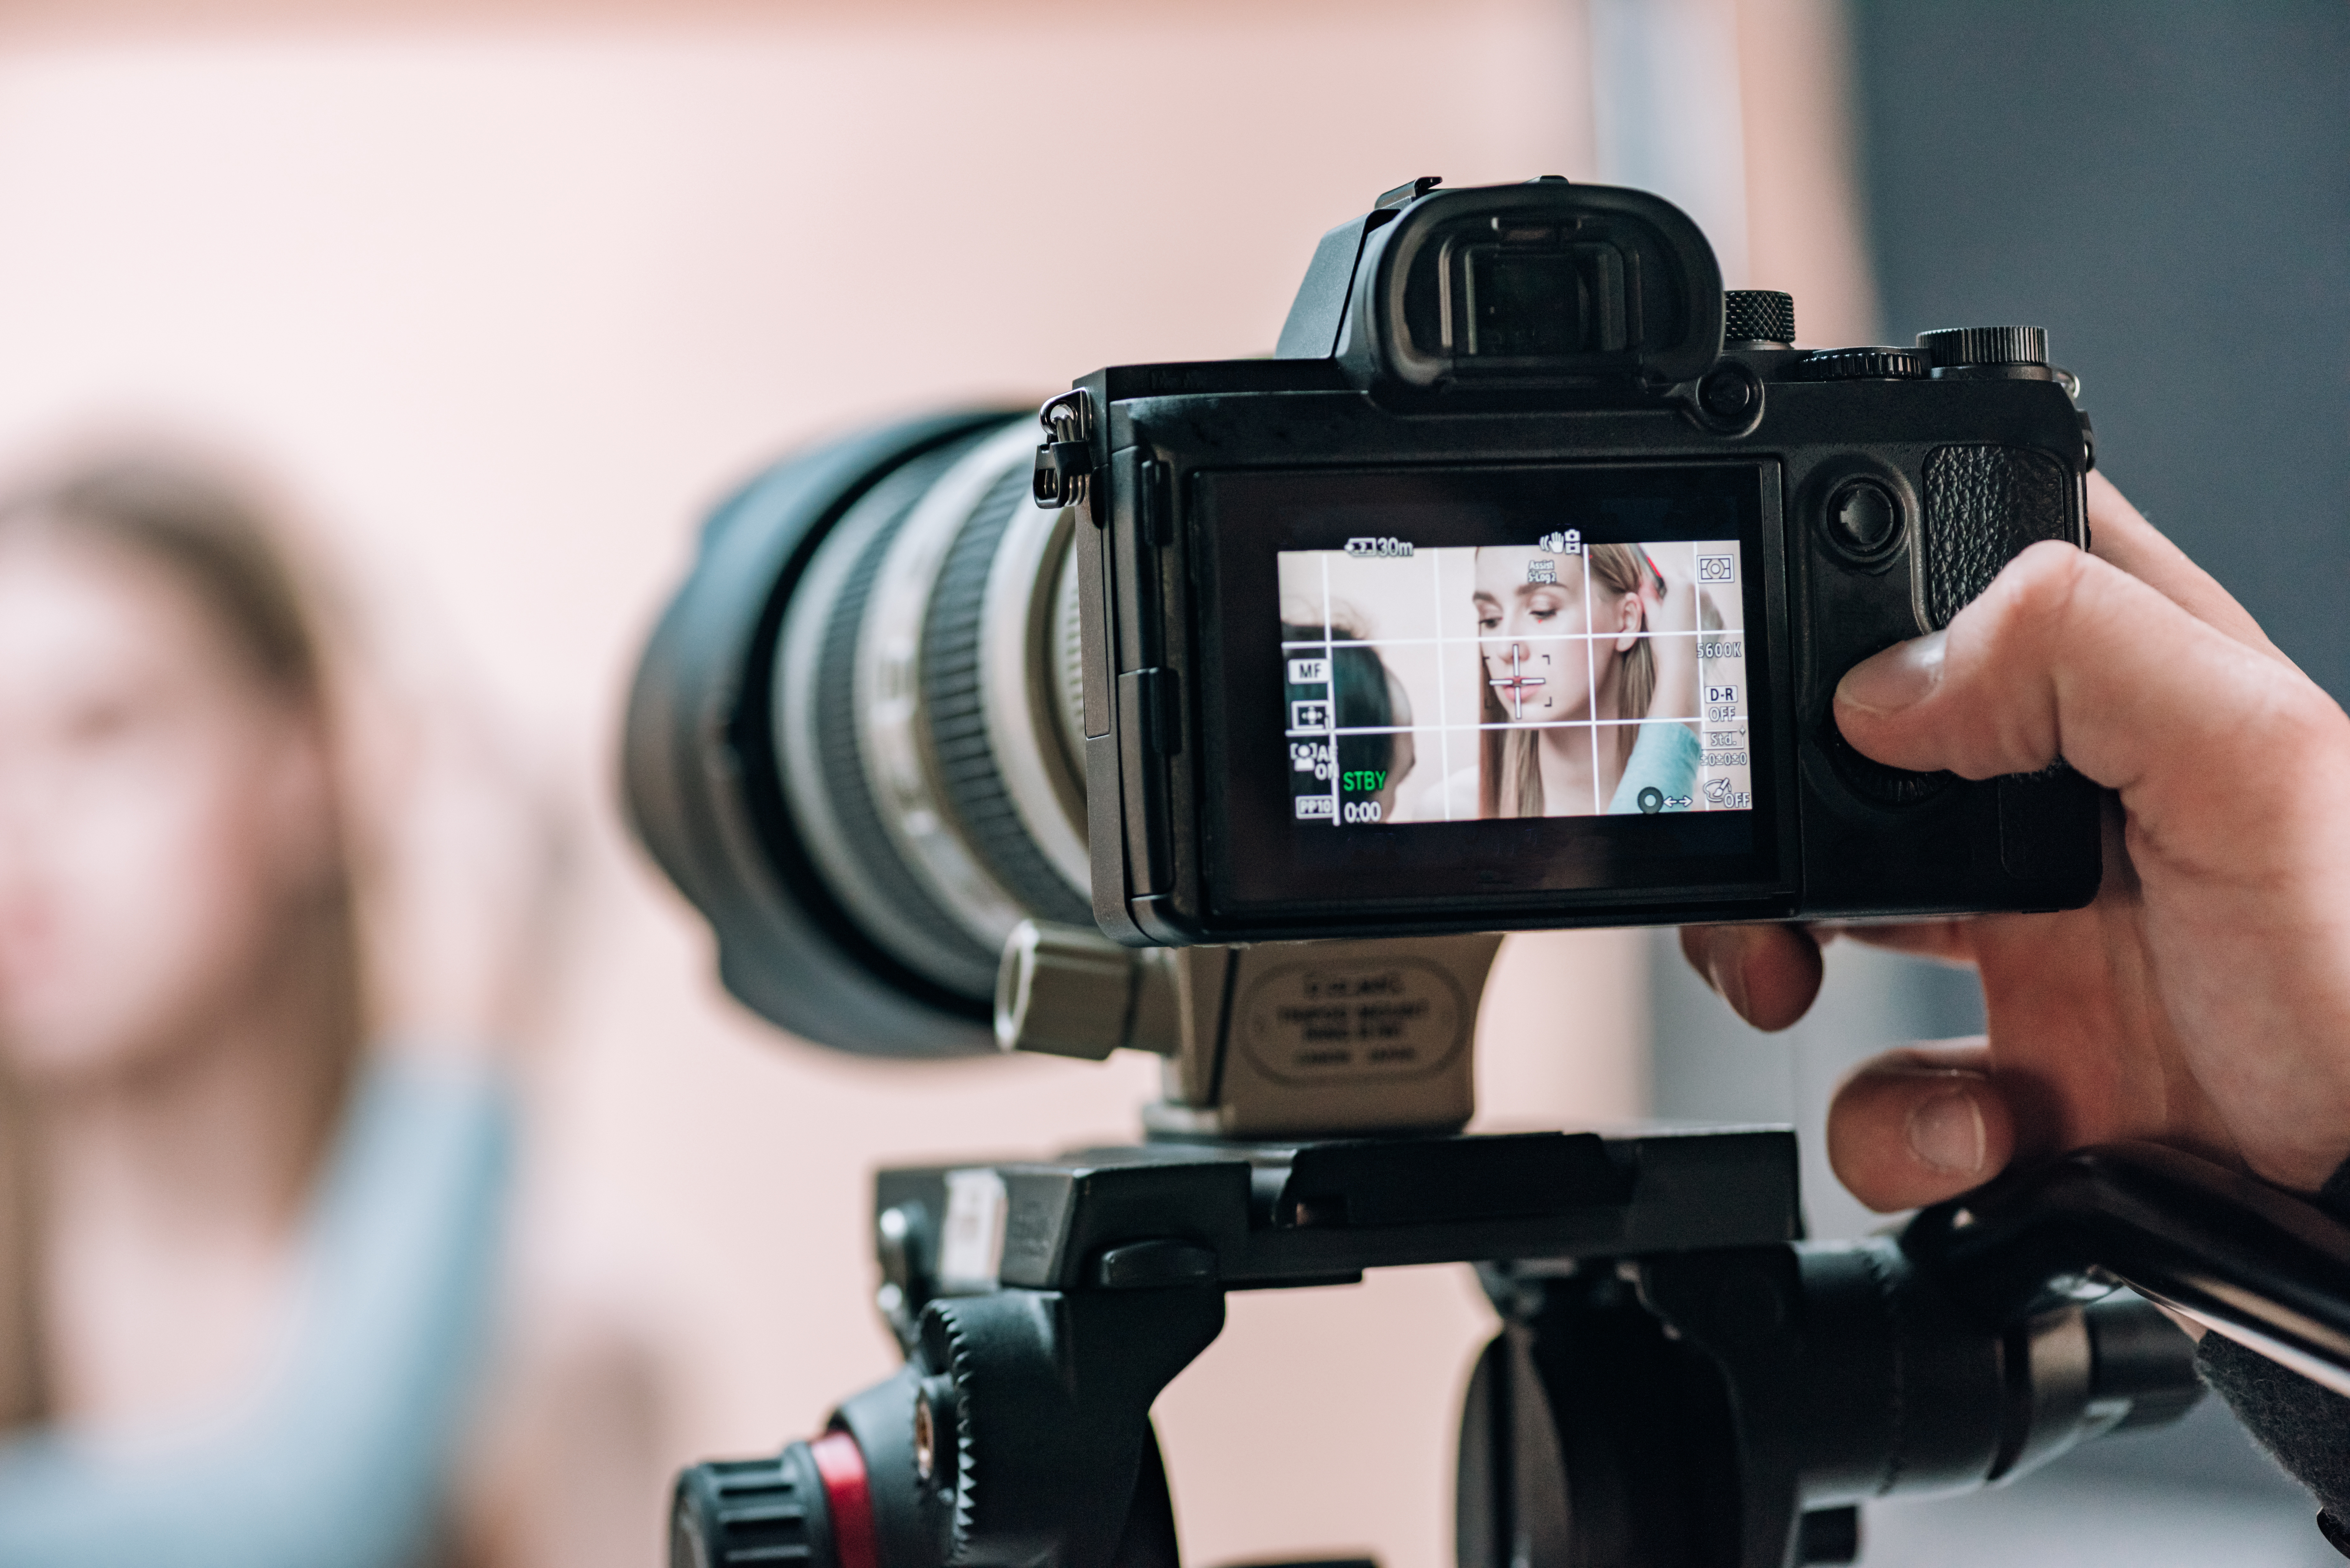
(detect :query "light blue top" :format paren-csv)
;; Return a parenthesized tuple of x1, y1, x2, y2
(0, 1054, 514, 1568)
(1606, 722, 1703, 814)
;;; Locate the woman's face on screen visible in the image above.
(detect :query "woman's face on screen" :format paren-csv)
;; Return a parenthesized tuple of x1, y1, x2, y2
(0, 533, 337, 1086)
(1473, 546, 1631, 725)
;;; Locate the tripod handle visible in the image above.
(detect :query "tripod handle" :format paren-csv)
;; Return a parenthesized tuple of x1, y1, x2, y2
(1902, 1140, 2350, 1395)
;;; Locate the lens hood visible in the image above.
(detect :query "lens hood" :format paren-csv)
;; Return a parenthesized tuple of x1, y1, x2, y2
(624, 412, 1010, 1057)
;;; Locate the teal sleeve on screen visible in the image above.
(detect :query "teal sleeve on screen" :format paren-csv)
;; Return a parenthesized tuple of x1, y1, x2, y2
(0, 1054, 514, 1568)
(1606, 722, 1702, 813)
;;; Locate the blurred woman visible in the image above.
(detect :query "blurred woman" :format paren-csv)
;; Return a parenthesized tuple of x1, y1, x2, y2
(0, 458, 656, 1567)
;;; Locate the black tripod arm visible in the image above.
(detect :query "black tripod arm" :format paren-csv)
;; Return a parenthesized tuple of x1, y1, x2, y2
(1901, 1140, 2350, 1396)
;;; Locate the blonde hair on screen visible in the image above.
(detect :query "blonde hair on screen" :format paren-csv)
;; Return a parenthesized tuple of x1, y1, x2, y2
(1477, 543, 1654, 817)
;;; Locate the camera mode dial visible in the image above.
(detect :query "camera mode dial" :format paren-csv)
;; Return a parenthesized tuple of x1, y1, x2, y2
(1917, 325, 2050, 374)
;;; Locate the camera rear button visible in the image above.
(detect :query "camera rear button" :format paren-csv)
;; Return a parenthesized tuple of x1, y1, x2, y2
(1827, 481, 1901, 560)
(1699, 365, 1760, 420)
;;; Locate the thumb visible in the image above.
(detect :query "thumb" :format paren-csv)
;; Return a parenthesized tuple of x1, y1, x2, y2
(1831, 539, 2321, 816)
(1828, 538, 2350, 916)
(1826, 1043, 2017, 1212)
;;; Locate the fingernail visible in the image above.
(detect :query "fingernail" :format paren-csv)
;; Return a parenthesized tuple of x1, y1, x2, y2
(1838, 632, 1947, 715)
(1706, 936, 1752, 1020)
(1907, 1089, 1988, 1176)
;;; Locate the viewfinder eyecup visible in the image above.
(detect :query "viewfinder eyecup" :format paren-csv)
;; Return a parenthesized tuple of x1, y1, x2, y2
(1338, 179, 1725, 391)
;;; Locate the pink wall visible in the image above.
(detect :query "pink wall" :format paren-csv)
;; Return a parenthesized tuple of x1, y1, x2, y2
(0, 4, 1868, 1561)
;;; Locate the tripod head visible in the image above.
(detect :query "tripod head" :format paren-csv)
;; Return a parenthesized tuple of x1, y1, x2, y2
(665, 931, 2350, 1568)
(673, 1124, 2286, 1568)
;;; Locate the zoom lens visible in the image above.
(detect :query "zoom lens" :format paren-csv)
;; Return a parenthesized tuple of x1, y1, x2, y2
(624, 412, 1090, 1056)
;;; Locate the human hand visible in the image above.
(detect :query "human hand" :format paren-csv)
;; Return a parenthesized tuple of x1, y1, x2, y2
(1680, 471, 2350, 1205)
(340, 673, 566, 1062)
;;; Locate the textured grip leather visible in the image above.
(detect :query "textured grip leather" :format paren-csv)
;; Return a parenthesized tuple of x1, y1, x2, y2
(1922, 445, 2072, 629)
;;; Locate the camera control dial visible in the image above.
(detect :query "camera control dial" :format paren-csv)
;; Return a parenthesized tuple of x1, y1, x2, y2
(1918, 325, 2049, 372)
(1827, 480, 1903, 558)
(1795, 346, 1929, 381)
(1723, 289, 1796, 346)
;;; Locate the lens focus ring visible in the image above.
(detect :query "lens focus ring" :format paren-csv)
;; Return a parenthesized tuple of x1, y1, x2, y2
(778, 442, 1004, 999)
(774, 418, 1095, 1007)
(923, 465, 1092, 927)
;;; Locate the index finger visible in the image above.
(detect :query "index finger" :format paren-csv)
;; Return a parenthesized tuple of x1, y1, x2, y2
(2084, 472, 2296, 669)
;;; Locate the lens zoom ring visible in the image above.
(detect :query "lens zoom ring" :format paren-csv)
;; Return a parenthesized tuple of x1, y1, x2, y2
(921, 465, 1094, 926)
(812, 451, 1003, 994)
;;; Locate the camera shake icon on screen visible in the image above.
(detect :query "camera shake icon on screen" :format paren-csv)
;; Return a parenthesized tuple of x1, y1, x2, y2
(1279, 527, 1750, 829)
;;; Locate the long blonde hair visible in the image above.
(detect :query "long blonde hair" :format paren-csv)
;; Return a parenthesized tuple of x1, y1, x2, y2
(0, 458, 365, 1432)
(1478, 542, 1655, 817)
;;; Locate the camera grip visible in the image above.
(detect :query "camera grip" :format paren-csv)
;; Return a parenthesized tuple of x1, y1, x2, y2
(1922, 444, 2075, 629)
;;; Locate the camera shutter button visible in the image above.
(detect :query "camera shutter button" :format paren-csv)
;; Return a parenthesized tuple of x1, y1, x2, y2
(1828, 480, 1900, 558)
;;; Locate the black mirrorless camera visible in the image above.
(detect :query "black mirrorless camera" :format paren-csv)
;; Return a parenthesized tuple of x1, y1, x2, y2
(624, 179, 2350, 1568)
(1044, 175, 2100, 947)
(624, 175, 2100, 1056)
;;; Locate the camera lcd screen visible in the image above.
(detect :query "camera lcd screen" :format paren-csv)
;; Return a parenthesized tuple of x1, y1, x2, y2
(1278, 537, 1751, 827)
(1197, 463, 1784, 921)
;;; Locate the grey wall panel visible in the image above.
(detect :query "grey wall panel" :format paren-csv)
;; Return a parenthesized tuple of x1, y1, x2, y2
(1854, 0, 2350, 698)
